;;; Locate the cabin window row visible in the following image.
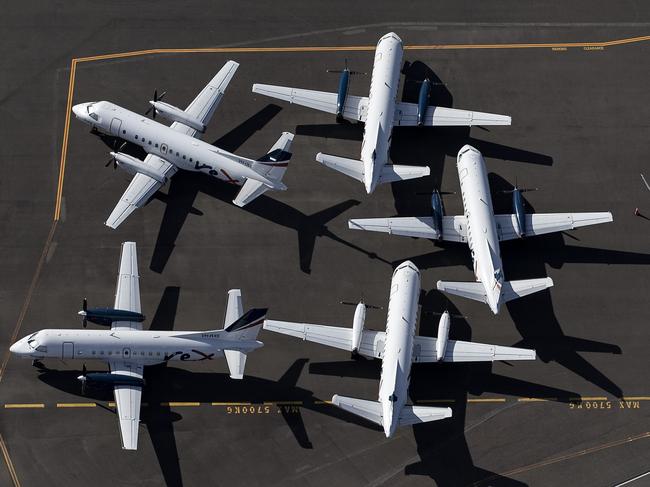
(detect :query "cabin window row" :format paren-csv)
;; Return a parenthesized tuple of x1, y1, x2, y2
(89, 350, 163, 357)
(126, 133, 202, 164)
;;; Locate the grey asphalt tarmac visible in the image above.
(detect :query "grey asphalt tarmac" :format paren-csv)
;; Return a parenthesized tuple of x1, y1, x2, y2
(1, 2, 649, 486)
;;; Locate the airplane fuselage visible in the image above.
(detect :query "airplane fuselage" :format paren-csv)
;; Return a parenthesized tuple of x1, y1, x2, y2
(378, 260, 420, 437)
(73, 101, 264, 186)
(457, 145, 504, 313)
(361, 32, 403, 193)
(10, 328, 262, 366)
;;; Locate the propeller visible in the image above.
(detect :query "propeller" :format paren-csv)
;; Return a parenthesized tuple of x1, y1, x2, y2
(80, 364, 87, 396)
(340, 300, 382, 310)
(105, 141, 127, 169)
(145, 89, 167, 119)
(80, 298, 88, 328)
(501, 177, 539, 194)
(327, 59, 366, 75)
(416, 190, 455, 196)
(424, 310, 467, 320)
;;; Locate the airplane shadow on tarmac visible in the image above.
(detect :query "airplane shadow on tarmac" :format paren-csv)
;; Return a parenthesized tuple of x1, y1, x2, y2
(34, 286, 384, 487)
(374, 173, 645, 400)
(308, 293, 581, 485)
(95, 104, 389, 275)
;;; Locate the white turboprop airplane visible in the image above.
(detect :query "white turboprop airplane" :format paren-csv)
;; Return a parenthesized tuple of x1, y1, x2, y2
(349, 145, 614, 314)
(264, 261, 535, 437)
(72, 61, 294, 228)
(9, 242, 266, 450)
(252, 32, 511, 194)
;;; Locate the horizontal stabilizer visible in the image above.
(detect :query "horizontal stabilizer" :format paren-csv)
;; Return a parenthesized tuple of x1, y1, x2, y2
(315, 153, 364, 182)
(436, 281, 487, 303)
(399, 405, 452, 426)
(436, 278, 553, 304)
(224, 350, 247, 380)
(331, 395, 383, 426)
(233, 178, 269, 207)
(501, 278, 553, 302)
(378, 164, 430, 184)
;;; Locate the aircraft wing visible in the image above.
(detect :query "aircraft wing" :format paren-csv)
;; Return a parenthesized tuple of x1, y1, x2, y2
(412, 336, 536, 362)
(105, 155, 177, 229)
(263, 320, 385, 358)
(394, 102, 511, 127)
(112, 242, 142, 331)
(110, 361, 144, 450)
(348, 216, 468, 242)
(495, 212, 614, 241)
(171, 60, 239, 138)
(252, 84, 369, 122)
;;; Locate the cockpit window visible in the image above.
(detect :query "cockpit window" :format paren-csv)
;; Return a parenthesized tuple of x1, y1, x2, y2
(87, 103, 99, 121)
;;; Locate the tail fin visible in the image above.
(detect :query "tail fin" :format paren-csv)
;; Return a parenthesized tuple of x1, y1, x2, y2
(252, 131, 294, 184)
(222, 297, 267, 380)
(233, 132, 293, 207)
(224, 307, 267, 341)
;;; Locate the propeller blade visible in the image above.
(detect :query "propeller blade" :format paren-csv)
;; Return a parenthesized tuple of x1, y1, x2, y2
(340, 301, 382, 310)
(425, 310, 467, 320)
(82, 364, 87, 376)
(145, 106, 153, 116)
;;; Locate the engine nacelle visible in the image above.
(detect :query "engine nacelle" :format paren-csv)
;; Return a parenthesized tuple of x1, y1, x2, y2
(149, 101, 206, 133)
(78, 372, 145, 387)
(351, 302, 366, 352)
(512, 189, 526, 238)
(79, 307, 145, 327)
(336, 69, 350, 120)
(431, 189, 444, 238)
(435, 311, 451, 361)
(417, 78, 431, 126)
(111, 152, 167, 183)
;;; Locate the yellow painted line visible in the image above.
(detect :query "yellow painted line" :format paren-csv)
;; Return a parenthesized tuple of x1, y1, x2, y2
(70, 35, 650, 65)
(622, 397, 650, 401)
(467, 398, 507, 403)
(53, 58, 76, 222)
(473, 431, 650, 486)
(160, 402, 200, 407)
(570, 396, 608, 401)
(0, 220, 58, 383)
(270, 401, 303, 405)
(56, 402, 96, 408)
(518, 397, 553, 402)
(0, 433, 20, 487)
(314, 400, 332, 405)
(211, 402, 251, 406)
(3, 404, 45, 409)
(108, 402, 116, 407)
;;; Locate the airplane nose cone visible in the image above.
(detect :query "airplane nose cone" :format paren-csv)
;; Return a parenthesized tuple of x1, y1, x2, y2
(9, 341, 23, 354)
(72, 103, 84, 118)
